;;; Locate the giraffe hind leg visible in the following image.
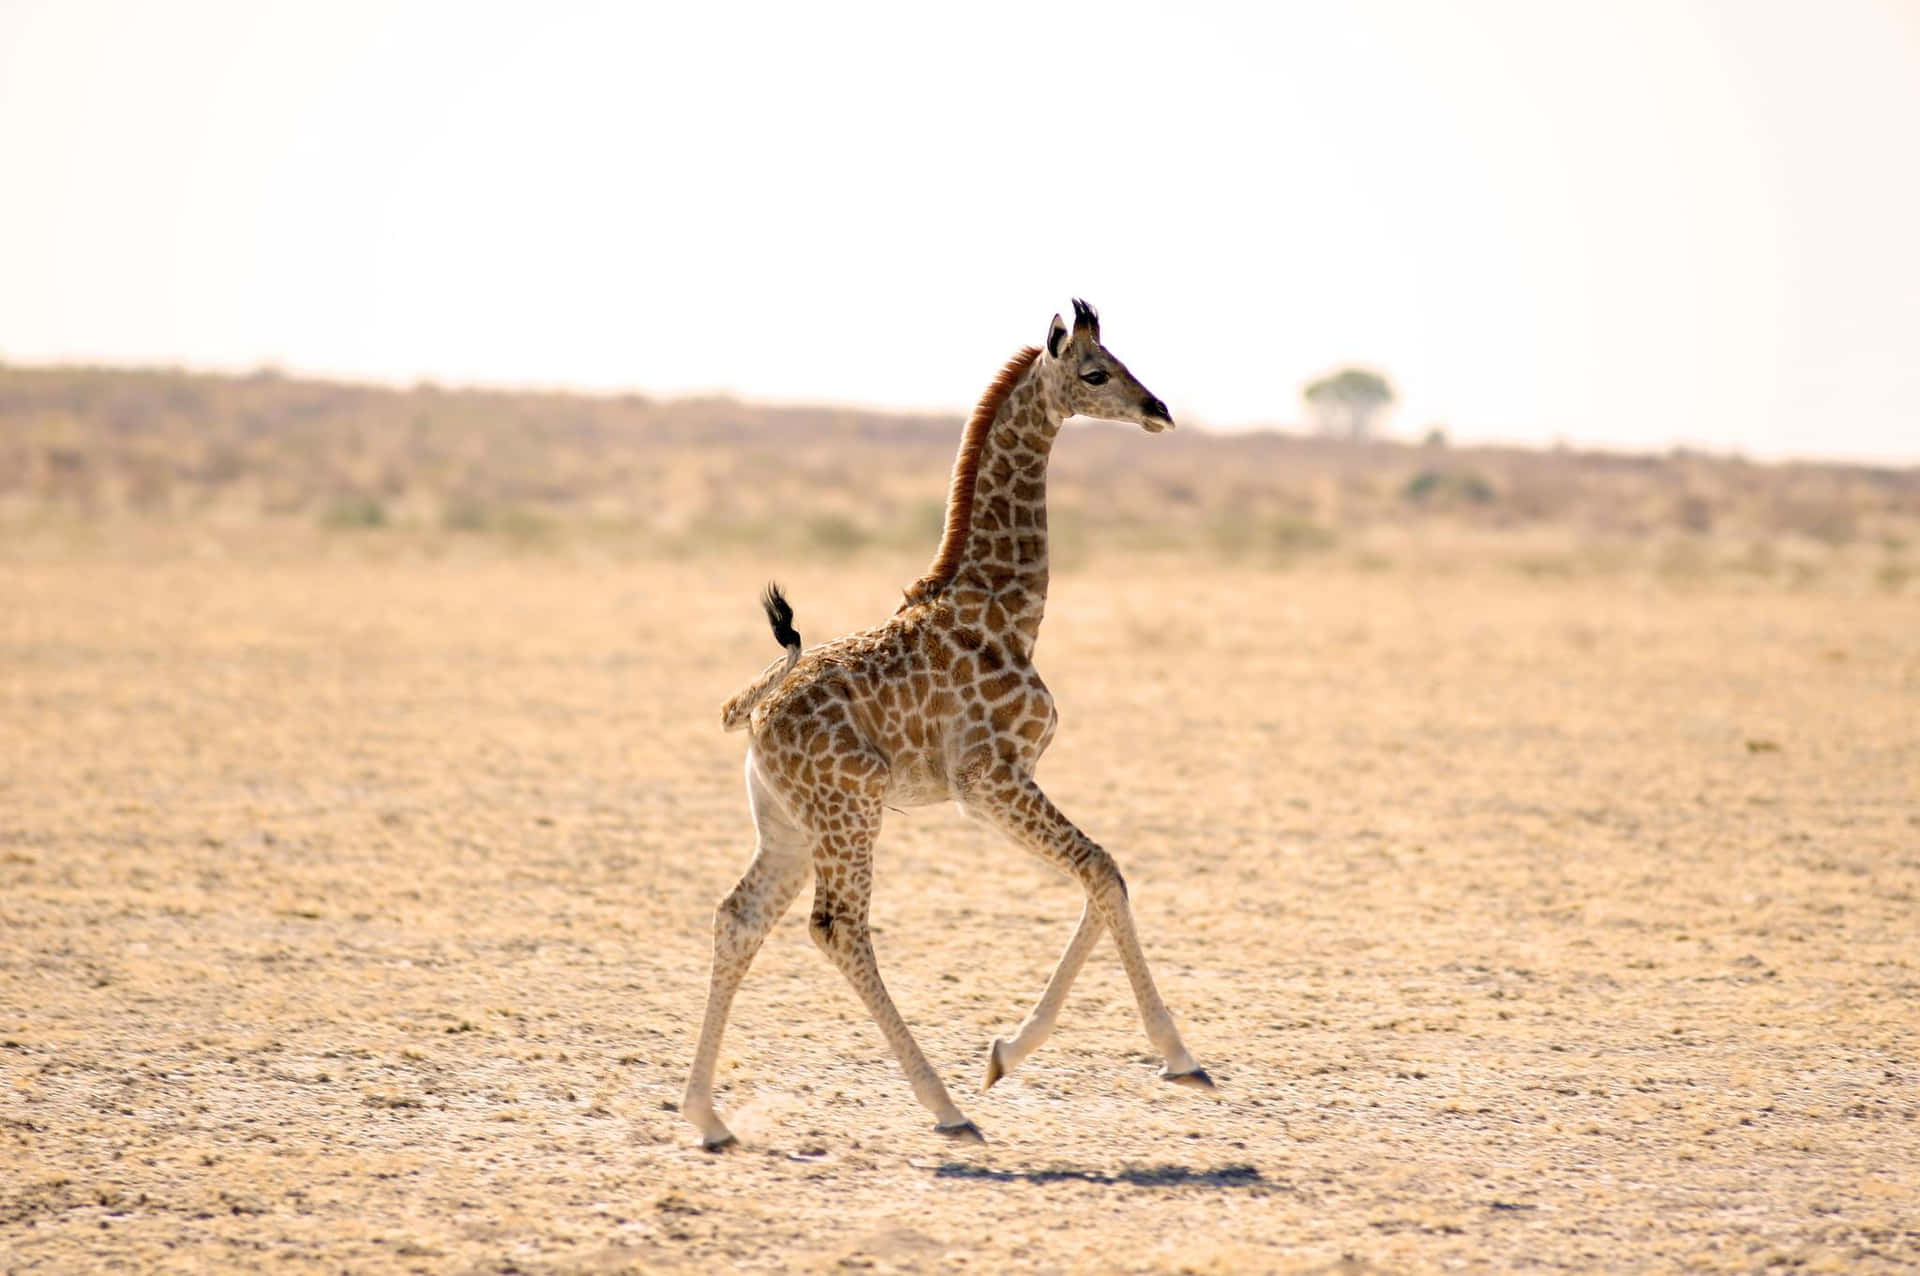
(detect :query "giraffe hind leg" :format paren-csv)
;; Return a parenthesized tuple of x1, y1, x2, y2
(682, 756, 810, 1149)
(983, 899, 1101, 1090)
(801, 771, 982, 1141)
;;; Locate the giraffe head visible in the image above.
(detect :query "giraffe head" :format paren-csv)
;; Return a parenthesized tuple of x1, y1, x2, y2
(1043, 299, 1174, 433)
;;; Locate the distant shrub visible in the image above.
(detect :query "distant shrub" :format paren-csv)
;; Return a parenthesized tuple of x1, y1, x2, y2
(441, 498, 492, 532)
(1509, 553, 1577, 579)
(1403, 471, 1442, 503)
(1403, 468, 1495, 507)
(802, 513, 870, 556)
(322, 494, 387, 529)
(1671, 494, 1714, 533)
(198, 442, 248, 485)
(438, 498, 555, 546)
(494, 506, 556, 548)
(1769, 498, 1857, 547)
(1155, 477, 1201, 505)
(1267, 515, 1338, 555)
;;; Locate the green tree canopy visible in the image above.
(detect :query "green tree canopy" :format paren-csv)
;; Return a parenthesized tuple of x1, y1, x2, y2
(1303, 367, 1396, 440)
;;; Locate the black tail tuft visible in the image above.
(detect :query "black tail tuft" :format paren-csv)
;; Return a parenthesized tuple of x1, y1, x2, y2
(760, 582, 801, 651)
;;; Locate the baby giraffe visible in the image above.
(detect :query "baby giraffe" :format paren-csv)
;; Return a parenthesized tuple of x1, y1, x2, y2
(682, 300, 1211, 1148)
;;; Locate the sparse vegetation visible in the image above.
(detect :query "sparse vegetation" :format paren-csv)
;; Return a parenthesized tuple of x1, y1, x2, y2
(321, 493, 387, 529)
(0, 363, 1913, 591)
(1402, 467, 1496, 508)
(799, 513, 870, 557)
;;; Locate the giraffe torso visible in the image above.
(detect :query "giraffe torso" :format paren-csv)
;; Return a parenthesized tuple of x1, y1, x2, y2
(749, 596, 1058, 813)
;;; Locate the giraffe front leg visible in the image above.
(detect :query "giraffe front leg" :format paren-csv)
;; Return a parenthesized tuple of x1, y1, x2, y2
(983, 899, 1101, 1090)
(960, 762, 1211, 1090)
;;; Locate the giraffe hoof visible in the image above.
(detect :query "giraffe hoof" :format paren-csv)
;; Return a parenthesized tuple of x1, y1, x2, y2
(982, 1038, 1012, 1091)
(700, 1132, 739, 1152)
(936, 1119, 987, 1144)
(1161, 1066, 1215, 1091)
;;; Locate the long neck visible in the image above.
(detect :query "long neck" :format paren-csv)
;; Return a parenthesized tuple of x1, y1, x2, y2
(945, 370, 1062, 654)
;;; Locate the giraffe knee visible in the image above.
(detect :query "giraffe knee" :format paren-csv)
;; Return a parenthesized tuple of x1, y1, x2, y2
(716, 881, 762, 925)
(807, 907, 840, 952)
(713, 878, 788, 956)
(1079, 847, 1129, 905)
(711, 893, 754, 955)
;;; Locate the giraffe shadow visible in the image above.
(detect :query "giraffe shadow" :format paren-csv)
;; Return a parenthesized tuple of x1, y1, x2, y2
(927, 1162, 1268, 1190)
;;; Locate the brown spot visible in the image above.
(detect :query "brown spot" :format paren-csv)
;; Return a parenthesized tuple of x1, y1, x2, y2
(980, 671, 1023, 701)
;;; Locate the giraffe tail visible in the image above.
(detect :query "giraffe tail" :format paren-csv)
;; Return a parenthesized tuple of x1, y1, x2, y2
(719, 582, 803, 732)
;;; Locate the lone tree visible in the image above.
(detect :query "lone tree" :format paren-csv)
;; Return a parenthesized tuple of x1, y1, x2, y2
(1303, 366, 1396, 440)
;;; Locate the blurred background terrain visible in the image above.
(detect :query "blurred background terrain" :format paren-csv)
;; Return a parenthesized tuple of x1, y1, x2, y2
(3, 362, 1914, 592)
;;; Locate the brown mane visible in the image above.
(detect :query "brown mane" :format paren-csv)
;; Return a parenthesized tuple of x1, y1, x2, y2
(900, 344, 1042, 607)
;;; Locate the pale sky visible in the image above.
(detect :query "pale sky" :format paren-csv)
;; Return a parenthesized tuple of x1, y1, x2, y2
(2, 1, 1917, 462)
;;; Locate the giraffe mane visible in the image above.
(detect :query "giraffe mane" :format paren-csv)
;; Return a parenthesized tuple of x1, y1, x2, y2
(901, 344, 1042, 607)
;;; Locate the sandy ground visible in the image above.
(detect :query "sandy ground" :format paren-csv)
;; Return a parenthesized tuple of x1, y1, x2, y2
(2, 552, 1916, 1273)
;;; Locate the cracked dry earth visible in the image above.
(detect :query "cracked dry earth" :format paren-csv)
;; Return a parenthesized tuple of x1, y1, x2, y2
(2, 553, 1916, 1273)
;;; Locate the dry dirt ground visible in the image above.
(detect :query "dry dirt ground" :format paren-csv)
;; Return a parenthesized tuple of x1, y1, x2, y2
(2, 551, 1916, 1273)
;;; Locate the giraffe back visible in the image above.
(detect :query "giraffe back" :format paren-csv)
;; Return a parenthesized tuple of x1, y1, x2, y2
(745, 600, 1058, 810)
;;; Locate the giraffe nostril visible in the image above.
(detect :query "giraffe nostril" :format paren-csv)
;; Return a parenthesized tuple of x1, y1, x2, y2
(1143, 396, 1171, 423)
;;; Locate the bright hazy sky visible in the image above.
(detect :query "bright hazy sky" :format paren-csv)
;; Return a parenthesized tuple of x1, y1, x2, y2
(3, 1, 1917, 462)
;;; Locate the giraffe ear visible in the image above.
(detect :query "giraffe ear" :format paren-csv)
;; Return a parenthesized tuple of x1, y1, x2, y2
(1046, 313, 1070, 358)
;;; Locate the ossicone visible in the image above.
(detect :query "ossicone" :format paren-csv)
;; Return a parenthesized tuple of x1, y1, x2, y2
(1070, 298, 1100, 340)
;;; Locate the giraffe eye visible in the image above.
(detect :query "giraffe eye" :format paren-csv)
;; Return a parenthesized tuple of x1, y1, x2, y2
(1080, 370, 1109, 386)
